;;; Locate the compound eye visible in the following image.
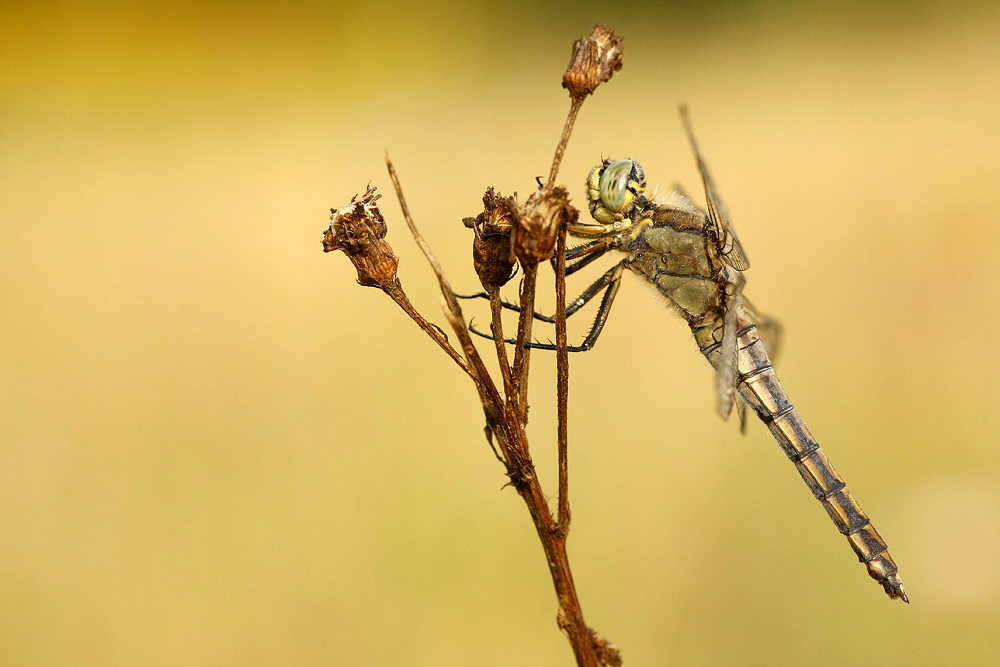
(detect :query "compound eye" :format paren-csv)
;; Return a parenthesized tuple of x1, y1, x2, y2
(599, 159, 636, 213)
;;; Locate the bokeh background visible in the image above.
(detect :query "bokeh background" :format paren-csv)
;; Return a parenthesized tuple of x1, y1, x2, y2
(2, 1, 999, 664)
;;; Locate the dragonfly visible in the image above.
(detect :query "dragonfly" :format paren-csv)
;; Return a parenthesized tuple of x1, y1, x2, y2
(462, 105, 908, 602)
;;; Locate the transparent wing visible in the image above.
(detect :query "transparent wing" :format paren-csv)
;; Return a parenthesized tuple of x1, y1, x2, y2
(742, 296, 783, 362)
(679, 105, 751, 272)
(735, 393, 749, 434)
(715, 272, 746, 420)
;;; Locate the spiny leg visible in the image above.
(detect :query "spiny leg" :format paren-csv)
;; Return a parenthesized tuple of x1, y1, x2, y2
(454, 290, 552, 320)
(557, 237, 615, 276)
(469, 261, 625, 351)
(456, 247, 619, 324)
(564, 261, 624, 351)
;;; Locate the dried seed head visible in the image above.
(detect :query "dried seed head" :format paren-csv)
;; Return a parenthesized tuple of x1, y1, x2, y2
(323, 184, 399, 290)
(510, 186, 578, 266)
(463, 187, 517, 290)
(562, 24, 624, 102)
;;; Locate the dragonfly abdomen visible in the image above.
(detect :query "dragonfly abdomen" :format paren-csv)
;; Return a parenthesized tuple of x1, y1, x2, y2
(701, 322, 908, 602)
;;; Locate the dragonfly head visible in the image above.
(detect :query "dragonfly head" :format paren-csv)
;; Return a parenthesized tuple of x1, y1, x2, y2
(584, 158, 646, 229)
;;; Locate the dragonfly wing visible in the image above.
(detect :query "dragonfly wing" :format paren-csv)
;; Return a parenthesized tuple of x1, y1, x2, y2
(742, 296, 783, 362)
(736, 393, 749, 434)
(715, 272, 746, 420)
(679, 105, 751, 272)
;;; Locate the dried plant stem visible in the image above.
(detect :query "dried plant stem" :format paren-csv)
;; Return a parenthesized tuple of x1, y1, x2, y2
(383, 283, 479, 384)
(555, 224, 570, 530)
(488, 287, 517, 403)
(547, 99, 583, 188)
(385, 153, 446, 286)
(385, 154, 490, 378)
(510, 264, 539, 425)
(385, 154, 516, 460)
(345, 24, 630, 663)
(385, 152, 469, 326)
(381, 160, 603, 667)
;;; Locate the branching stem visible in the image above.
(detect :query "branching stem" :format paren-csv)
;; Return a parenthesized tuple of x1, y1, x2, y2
(353, 24, 627, 662)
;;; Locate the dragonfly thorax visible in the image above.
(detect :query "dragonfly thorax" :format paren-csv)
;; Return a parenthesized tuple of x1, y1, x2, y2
(586, 158, 646, 225)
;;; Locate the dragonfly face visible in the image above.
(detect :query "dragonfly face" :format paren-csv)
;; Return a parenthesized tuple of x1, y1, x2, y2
(586, 158, 646, 225)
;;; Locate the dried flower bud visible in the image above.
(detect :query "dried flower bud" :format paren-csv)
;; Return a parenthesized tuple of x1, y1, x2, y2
(323, 184, 399, 290)
(510, 186, 578, 266)
(464, 187, 517, 290)
(562, 24, 624, 101)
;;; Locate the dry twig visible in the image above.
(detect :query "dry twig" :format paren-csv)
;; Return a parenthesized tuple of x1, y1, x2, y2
(323, 24, 625, 667)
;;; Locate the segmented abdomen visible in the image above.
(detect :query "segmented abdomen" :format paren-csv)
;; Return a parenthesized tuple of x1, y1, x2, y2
(701, 323, 908, 602)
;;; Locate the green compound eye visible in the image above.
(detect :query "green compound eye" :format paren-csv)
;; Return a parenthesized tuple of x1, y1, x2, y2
(599, 159, 643, 213)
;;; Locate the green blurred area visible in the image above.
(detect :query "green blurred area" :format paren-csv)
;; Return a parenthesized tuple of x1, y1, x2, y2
(2, 1, 999, 665)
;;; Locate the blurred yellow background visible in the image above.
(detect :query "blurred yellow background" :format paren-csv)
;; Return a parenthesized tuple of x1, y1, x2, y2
(2, 1, 999, 664)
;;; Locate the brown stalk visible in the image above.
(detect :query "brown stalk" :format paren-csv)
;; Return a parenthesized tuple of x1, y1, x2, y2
(488, 286, 517, 404)
(384, 163, 605, 664)
(384, 155, 518, 460)
(555, 220, 570, 530)
(386, 286, 479, 384)
(547, 98, 583, 188)
(510, 263, 538, 424)
(325, 24, 625, 667)
(385, 152, 468, 325)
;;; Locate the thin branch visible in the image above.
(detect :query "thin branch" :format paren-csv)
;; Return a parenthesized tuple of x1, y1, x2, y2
(384, 154, 515, 459)
(384, 282, 480, 386)
(384, 154, 488, 379)
(386, 152, 449, 291)
(385, 152, 471, 326)
(348, 24, 629, 665)
(511, 264, 539, 425)
(555, 223, 570, 531)
(547, 98, 583, 188)
(488, 286, 517, 404)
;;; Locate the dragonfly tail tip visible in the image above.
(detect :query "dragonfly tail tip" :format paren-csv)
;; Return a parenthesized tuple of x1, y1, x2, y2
(882, 574, 908, 603)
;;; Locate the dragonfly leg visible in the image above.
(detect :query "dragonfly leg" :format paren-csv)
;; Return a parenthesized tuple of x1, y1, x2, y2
(564, 261, 624, 320)
(453, 291, 557, 322)
(456, 247, 621, 325)
(554, 237, 615, 276)
(570, 261, 625, 351)
(469, 260, 625, 351)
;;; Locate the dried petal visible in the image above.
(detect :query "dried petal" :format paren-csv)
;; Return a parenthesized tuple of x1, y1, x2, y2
(323, 184, 399, 290)
(562, 24, 624, 101)
(510, 186, 578, 265)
